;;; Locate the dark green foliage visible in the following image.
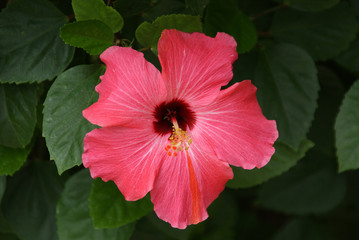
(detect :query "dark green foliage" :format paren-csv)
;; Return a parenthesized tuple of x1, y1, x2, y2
(135, 14, 202, 52)
(273, 218, 328, 240)
(204, 0, 257, 53)
(235, 42, 319, 150)
(185, 0, 209, 16)
(0, 145, 31, 176)
(72, 0, 124, 33)
(274, 0, 340, 12)
(43, 65, 104, 174)
(336, 35, 359, 75)
(142, 0, 186, 22)
(228, 139, 314, 188)
(0, 0, 74, 83)
(0, 84, 37, 148)
(1, 162, 64, 240)
(1, 0, 359, 239)
(114, 0, 151, 17)
(90, 179, 153, 228)
(256, 155, 346, 214)
(335, 80, 359, 172)
(271, 2, 359, 61)
(57, 170, 135, 240)
(60, 20, 115, 55)
(0, 177, 5, 201)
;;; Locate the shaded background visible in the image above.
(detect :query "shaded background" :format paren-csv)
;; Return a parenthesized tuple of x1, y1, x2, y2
(1, 0, 359, 239)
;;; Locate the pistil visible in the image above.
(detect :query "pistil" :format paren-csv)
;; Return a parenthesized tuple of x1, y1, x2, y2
(164, 116, 193, 157)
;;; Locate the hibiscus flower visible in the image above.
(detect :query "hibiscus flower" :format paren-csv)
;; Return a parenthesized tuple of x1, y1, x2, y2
(82, 29, 278, 229)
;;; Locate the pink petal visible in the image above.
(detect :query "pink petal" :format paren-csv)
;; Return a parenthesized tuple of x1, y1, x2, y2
(83, 46, 166, 128)
(193, 80, 278, 169)
(158, 29, 238, 106)
(82, 126, 168, 201)
(151, 140, 233, 229)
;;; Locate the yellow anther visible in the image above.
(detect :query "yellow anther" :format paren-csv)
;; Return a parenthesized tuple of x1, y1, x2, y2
(164, 116, 192, 157)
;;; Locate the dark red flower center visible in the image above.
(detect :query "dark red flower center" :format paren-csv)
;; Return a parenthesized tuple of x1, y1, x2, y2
(153, 99, 196, 135)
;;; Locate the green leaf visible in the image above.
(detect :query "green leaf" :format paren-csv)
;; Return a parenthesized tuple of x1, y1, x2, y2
(135, 14, 202, 52)
(0, 145, 31, 176)
(60, 20, 114, 55)
(335, 80, 359, 172)
(57, 170, 135, 240)
(335, 35, 359, 75)
(1, 162, 64, 240)
(274, 218, 326, 240)
(271, 2, 359, 61)
(227, 139, 314, 189)
(90, 178, 153, 229)
(256, 156, 346, 214)
(113, 0, 151, 18)
(72, 0, 124, 33)
(0, 0, 74, 84)
(275, 0, 340, 12)
(0, 84, 37, 148)
(204, 0, 257, 53)
(43, 65, 104, 174)
(234, 42, 319, 150)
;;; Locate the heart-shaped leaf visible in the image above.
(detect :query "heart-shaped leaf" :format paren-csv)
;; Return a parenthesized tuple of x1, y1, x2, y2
(0, 0, 74, 83)
(43, 65, 104, 174)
